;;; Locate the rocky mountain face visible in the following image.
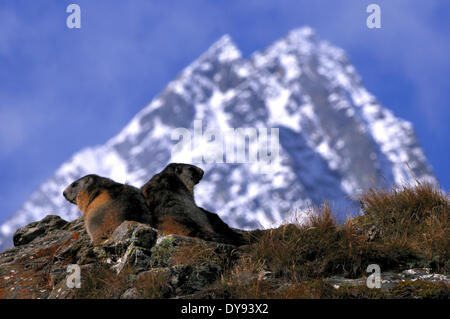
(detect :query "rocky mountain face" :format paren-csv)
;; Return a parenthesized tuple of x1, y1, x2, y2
(0, 27, 435, 251)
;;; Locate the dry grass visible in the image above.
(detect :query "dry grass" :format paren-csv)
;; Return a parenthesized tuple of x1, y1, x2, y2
(211, 256, 274, 298)
(74, 263, 132, 299)
(357, 181, 449, 272)
(359, 182, 448, 234)
(249, 204, 373, 279)
(73, 263, 171, 299)
(135, 271, 171, 298)
(169, 243, 217, 266)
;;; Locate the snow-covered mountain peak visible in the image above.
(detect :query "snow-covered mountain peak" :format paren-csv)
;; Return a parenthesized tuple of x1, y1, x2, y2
(208, 34, 242, 62)
(254, 26, 318, 62)
(285, 26, 317, 48)
(183, 34, 242, 76)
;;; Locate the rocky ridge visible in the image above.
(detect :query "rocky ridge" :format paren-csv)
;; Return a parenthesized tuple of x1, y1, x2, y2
(0, 215, 237, 299)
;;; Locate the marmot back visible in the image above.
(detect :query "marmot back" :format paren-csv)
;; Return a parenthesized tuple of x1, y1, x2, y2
(141, 163, 245, 245)
(63, 174, 153, 243)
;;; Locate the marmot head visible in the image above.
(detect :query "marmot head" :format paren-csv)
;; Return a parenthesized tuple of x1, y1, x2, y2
(165, 163, 204, 196)
(63, 174, 114, 204)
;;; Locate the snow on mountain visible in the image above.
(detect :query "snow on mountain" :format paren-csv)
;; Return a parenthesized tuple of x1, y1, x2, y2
(0, 27, 435, 251)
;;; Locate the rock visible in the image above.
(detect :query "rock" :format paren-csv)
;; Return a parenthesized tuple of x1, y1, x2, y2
(48, 263, 96, 299)
(325, 268, 450, 292)
(182, 263, 222, 293)
(149, 234, 186, 268)
(13, 215, 68, 247)
(112, 244, 152, 273)
(103, 221, 158, 254)
(100, 221, 158, 273)
(148, 233, 235, 269)
(121, 288, 140, 299)
(0, 216, 91, 298)
(400, 268, 450, 284)
(136, 263, 221, 296)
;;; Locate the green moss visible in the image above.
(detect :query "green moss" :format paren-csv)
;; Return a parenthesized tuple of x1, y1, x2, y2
(149, 236, 176, 267)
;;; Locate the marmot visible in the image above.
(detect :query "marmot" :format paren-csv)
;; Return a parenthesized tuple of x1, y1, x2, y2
(141, 163, 245, 245)
(63, 174, 153, 243)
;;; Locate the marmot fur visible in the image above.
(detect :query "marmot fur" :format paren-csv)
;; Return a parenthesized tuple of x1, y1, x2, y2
(63, 174, 153, 243)
(141, 163, 245, 245)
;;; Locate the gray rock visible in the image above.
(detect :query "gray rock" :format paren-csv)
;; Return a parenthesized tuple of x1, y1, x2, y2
(325, 268, 450, 291)
(121, 288, 140, 299)
(103, 221, 158, 255)
(99, 221, 159, 273)
(400, 268, 450, 284)
(0, 216, 91, 298)
(13, 215, 68, 246)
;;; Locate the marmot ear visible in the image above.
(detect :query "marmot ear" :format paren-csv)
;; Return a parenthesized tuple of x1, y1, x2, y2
(175, 166, 182, 175)
(83, 175, 95, 186)
(191, 166, 204, 183)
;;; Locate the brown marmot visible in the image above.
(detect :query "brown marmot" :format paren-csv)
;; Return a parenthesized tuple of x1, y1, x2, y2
(63, 174, 153, 243)
(141, 163, 245, 245)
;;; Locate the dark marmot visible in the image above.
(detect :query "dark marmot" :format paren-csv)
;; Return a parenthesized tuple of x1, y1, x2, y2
(63, 174, 153, 243)
(141, 163, 245, 245)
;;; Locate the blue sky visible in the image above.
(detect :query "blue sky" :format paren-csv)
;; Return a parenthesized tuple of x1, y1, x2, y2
(0, 0, 449, 223)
